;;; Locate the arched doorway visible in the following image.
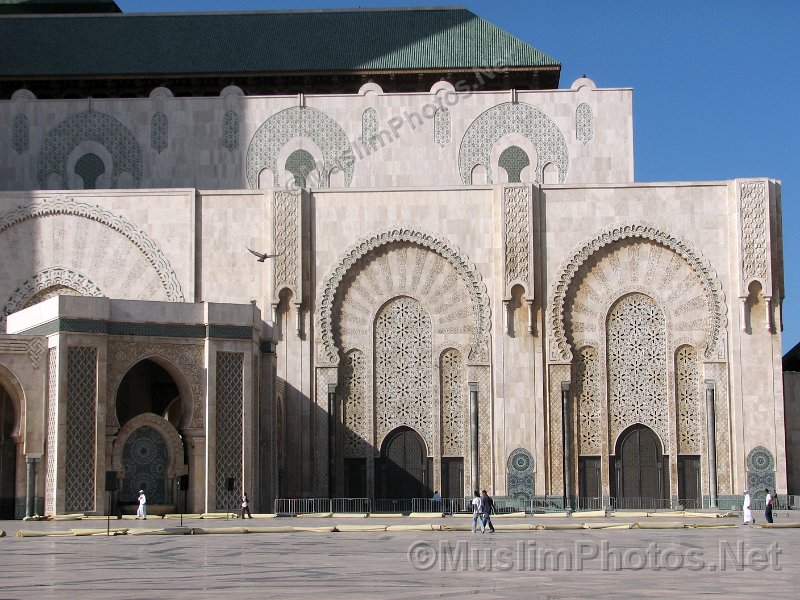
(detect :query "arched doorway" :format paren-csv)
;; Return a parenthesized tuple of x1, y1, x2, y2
(116, 359, 181, 427)
(0, 386, 16, 518)
(380, 427, 430, 499)
(613, 425, 668, 506)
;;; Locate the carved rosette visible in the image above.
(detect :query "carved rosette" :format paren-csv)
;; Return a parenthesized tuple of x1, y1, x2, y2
(502, 185, 533, 299)
(317, 227, 490, 366)
(548, 223, 727, 363)
(106, 341, 205, 429)
(272, 189, 302, 307)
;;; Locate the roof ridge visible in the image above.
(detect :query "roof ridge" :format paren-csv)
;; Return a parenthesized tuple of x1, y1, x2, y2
(1, 5, 471, 18)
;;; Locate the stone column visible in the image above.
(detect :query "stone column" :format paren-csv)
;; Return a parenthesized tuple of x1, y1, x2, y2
(469, 382, 478, 491)
(25, 454, 41, 518)
(561, 382, 572, 511)
(705, 380, 718, 509)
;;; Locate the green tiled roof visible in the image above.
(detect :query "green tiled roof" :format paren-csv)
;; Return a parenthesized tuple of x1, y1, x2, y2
(0, 7, 559, 77)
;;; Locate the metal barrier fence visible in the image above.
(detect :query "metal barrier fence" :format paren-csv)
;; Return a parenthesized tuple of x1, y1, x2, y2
(609, 497, 672, 510)
(273, 498, 332, 515)
(331, 498, 371, 513)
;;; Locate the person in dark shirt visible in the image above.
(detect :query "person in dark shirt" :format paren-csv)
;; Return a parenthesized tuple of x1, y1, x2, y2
(480, 489, 495, 533)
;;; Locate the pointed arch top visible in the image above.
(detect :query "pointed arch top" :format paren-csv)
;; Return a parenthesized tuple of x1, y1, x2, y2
(317, 227, 490, 366)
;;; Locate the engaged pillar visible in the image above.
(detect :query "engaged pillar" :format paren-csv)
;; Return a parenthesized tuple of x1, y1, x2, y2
(705, 380, 718, 509)
(469, 382, 478, 492)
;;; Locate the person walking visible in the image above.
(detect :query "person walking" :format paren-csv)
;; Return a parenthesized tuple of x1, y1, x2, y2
(765, 488, 774, 523)
(136, 489, 147, 520)
(241, 492, 253, 519)
(471, 490, 483, 533)
(480, 489, 495, 533)
(742, 490, 754, 525)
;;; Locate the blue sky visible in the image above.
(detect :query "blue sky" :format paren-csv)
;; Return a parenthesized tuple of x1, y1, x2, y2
(117, 0, 799, 352)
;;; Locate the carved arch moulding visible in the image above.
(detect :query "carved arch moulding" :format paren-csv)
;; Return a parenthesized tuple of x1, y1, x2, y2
(106, 341, 205, 430)
(316, 227, 490, 366)
(111, 412, 188, 478)
(0, 197, 184, 312)
(547, 223, 727, 363)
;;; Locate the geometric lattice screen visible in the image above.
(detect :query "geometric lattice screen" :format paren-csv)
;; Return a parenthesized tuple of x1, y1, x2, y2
(65, 347, 97, 513)
(747, 446, 775, 499)
(215, 352, 243, 510)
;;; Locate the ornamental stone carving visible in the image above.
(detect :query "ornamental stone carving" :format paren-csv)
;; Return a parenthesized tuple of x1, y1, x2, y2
(458, 102, 568, 184)
(746, 446, 775, 499)
(576, 103, 593, 145)
(440, 349, 466, 457)
(272, 190, 302, 307)
(246, 106, 354, 188)
(676, 345, 702, 454)
(0, 197, 184, 304)
(317, 228, 490, 366)
(65, 346, 97, 513)
(607, 293, 669, 447)
(738, 180, 774, 298)
(343, 350, 369, 457)
(434, 107, 451, 147)
(576, 346, 601, 455)
(1, 267, 103, 328)
(507, 448, 535, 500)
(548, 223, 726, 363)
(374, 297, 434, 452)
(502, 185, 533, 298)
(0, 336, 46, 368)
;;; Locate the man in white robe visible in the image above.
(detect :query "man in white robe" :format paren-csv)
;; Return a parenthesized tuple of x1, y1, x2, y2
(742, 490, 753, 525)
(137, 490, 147, 520)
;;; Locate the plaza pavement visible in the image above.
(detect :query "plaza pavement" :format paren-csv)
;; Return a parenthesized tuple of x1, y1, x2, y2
(0, 511, 798, 599)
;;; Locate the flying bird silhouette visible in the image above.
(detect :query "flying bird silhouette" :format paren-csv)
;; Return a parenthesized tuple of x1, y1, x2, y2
(247, 247, 282, 262)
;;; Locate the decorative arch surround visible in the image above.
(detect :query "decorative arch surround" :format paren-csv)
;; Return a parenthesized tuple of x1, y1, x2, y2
(106, 342, 204, 429)
(548, 223, 727, 363)
(458, 102, 568, 184)
(0, 363, 25, 439)
(507, 447, 535, 500)
(1, 267, 103, 327)
(111, 412, 186, 480)
(37, 110, 142, 189)
(0, 197, 184, 303)
(317, 227, 490, 366)
(246, 106, 354, 188)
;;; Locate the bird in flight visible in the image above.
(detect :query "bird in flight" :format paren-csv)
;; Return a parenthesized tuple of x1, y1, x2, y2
(247, 247, 283, 262)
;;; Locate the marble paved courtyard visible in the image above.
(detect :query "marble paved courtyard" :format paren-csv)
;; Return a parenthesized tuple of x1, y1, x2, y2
(0, 514, 798, 599)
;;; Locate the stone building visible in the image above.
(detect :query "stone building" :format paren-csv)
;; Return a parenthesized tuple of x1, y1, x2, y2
(0, 1, 789, 517)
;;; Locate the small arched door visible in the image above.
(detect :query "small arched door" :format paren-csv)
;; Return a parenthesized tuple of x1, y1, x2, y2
(614, 425, 668, 503)
(380, 427, 429, 499)
(0, 387, 16, 518)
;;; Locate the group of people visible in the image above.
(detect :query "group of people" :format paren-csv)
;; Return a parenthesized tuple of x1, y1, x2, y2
(742, 488, 777, 525)
(471, 489, 496, 533)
